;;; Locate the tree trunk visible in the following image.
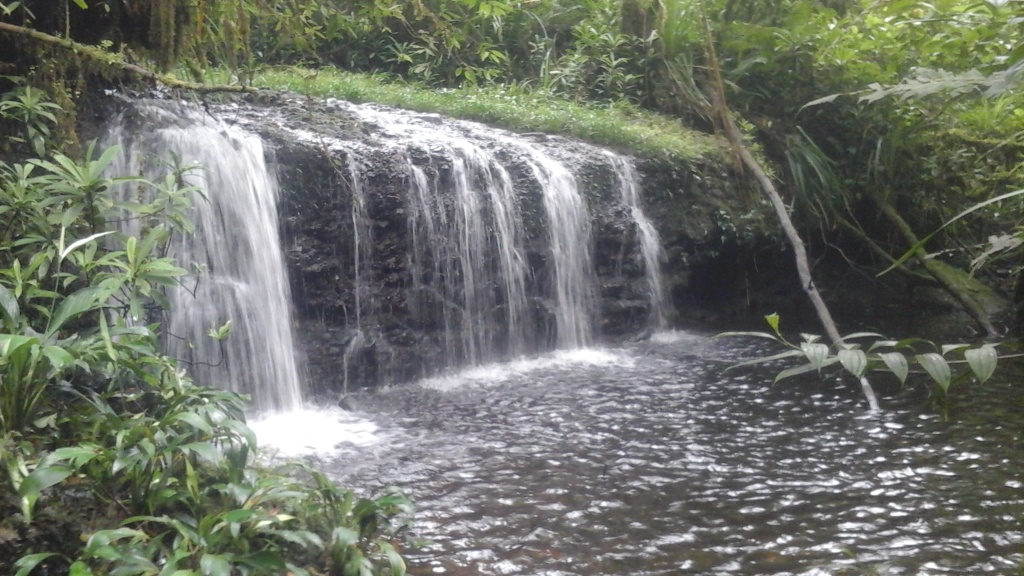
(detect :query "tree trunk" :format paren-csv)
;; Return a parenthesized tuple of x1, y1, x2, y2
(0, 21, 250, 93)
(696, 0, 880, 410)
(877, 201, 1000, 337)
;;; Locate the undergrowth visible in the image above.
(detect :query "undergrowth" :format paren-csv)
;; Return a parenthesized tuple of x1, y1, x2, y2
(201, 66, 723, 163)
(0, 81, 411, 576)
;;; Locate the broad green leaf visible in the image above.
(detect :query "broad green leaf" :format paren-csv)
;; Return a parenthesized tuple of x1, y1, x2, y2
(764, 313, 780, 333)
(14, 553, 58, 576)
(964, 345, 998, 383)
(239, 551, 287, 572)
(208, 319, 232, 341)
(378, 540, 407, 576)
(18, 464, 73, 498)
(125, 236, 137, 267)
(85, 528, 146, 554)
(28, 249, 53, 281)
(835, 332, 884, 343)
(265, 528, 323, 548)
(59, 231, 114, 261)
(71, 0, 87, 8)
(774, 359, 837, 383)
(0, 333, 36, 357)
(46, 286, 100, 337)
(715, 330, 781, 342)
(99, 311, 118, 362)
(879, 352, 909, 384)
(48, 445, 101, 467)
(68, 561, 93, 576)
(172, 411, 213, 434)
(221, 508, 257, 523)
(41, 346, 74, 371)
(0, 284, 19, 326)
(200, 554, 231, 576)
(221, 419, 257, 448)
(940, 343, 969, 355)
(800, 342, 830, 370)
(91, 144, 120, 176)
(868, 340, 900, 351)
(1, 3, 23, 17)
(916, 353, 952, 391)
(332, 526, 359, 547)
(183, 441, 221, 464)
(838, 348, 868, 378)
(60, 203, 85, 228)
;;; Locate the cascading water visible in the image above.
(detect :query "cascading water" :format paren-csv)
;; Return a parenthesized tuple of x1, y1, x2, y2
(346, 154, 373, 328)
(512, 141, 596, 348)
(106, 105, 303, 413)
(605, 152, 670, 328)
(329, 102, 590, 365)
(210, 96, 676, 388)
(404, 144, 529, 365)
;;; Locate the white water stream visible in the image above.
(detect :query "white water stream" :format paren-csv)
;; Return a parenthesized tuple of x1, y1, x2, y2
(404, 142, 530, 365)
(606, 151, 670, 328)
(107, 106, 303, 413)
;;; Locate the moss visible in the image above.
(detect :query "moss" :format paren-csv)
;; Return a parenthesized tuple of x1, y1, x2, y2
(201, 65, 728, 163)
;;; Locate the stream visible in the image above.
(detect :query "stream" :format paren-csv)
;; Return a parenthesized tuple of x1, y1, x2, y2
(253, 330, 1024, 575)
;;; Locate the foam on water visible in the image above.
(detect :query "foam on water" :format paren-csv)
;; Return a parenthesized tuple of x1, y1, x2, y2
(649, 329, 705, 344)
(418, 348, 634, 391)
(248, 406, 380, 458)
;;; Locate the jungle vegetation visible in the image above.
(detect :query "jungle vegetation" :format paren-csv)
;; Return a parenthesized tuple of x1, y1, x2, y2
(2, 0, 1021, 326)
(1, 0, 1023, 573)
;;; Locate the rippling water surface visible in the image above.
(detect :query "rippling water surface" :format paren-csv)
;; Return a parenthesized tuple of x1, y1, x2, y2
(255, 331, 1024, 575)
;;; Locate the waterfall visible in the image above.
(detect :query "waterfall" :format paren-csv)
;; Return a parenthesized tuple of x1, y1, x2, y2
(605, 152, 670, 328)
(107, 105, 304, 413)
(201, 97, 676, 390)
(334, 101, 594, 363)
(346, 155, 373, 328)
(403, 143, 530, 365)
(512, 142, 596, 348)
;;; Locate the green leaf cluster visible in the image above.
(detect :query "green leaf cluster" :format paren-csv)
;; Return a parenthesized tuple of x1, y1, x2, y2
(0, 82, 410, 575)
(723, 314, 1004, 413)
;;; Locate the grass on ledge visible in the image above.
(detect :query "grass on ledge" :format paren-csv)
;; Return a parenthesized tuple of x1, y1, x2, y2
(205, 66, 723, 162)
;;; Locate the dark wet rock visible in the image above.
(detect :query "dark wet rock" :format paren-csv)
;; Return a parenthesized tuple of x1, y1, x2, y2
(210, 93, 774, 392)
(81, 91, 776, 392)
(207, 94, 770, 389)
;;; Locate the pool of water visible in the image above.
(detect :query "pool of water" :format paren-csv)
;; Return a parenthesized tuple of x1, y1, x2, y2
(255, 330, 1024, 575)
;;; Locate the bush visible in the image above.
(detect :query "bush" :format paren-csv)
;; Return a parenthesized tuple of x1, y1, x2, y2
(0, 82, 410, 576)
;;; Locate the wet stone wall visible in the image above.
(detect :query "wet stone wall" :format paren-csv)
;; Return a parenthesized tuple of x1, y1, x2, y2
(209, 94, 766, 395)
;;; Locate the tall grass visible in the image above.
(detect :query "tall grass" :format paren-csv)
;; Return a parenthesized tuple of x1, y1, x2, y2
(205, 66, 723, 162)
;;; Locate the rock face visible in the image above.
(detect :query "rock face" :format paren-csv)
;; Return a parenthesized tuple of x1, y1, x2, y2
(91, 93, 771, 396)
(207, 94, 769, 394)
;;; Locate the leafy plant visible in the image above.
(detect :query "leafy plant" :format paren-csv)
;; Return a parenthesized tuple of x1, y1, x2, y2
(0, 82, 411, 575)
(722, 313, 1002, 414)
(301, 468, 412, 575)
(0, 85, 61, 156)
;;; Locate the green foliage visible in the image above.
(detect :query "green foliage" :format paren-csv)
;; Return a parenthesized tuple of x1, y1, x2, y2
(722, 314, 1003, 412)
(0, 83, 410, 575)
(0, 86, 61, 156)
(220, 65, 719, 162)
